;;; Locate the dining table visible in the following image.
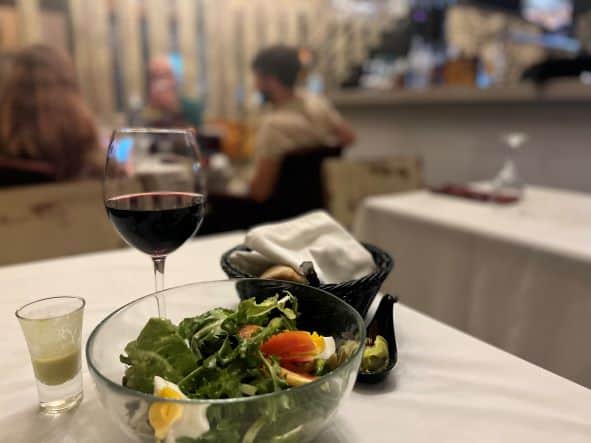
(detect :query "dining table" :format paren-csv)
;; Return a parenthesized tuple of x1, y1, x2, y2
(354, 186, 591, 389)
(2, 231, 590, 442)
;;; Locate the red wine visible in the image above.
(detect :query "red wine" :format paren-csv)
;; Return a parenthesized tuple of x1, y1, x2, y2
(105, 192, 205, 257)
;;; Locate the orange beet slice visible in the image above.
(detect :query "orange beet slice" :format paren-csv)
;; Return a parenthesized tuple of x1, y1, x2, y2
(260, 331, 317, 361)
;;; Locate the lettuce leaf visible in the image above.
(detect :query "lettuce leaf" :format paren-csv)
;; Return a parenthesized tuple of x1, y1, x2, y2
(120, 318, 198, 393)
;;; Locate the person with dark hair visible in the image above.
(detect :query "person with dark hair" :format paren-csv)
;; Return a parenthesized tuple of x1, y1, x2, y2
(0, 44, 102, 181)
(252, 45, 303, 94)
(248, 45, 356, 202)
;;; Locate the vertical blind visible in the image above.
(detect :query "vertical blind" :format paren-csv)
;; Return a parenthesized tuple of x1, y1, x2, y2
(18, 0, 389, 122)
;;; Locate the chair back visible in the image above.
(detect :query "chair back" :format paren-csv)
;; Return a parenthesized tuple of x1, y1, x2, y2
(323, 156, 423, 228)
(0, 180, 125, 266)
(270, 146, 343, 219)
(198, 146, 344, 235)
(0, 157, 56, 187)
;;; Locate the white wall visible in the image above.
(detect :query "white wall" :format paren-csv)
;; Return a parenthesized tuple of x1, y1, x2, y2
(339, 101, 591, 193)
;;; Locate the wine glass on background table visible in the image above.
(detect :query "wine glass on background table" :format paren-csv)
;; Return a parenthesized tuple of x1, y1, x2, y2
(104, 128, 206, 316)
(491, 132, 528, 203)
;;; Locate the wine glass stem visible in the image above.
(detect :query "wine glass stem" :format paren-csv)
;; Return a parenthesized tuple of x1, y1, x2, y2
(152, 257, 166, 317)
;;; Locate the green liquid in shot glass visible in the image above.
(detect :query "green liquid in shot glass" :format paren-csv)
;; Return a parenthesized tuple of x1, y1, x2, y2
(32, 348, 81, 386)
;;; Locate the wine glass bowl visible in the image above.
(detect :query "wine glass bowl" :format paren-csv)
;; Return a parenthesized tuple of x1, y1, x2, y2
(104, 128, 206, 310)
(105, 192, 205, 257)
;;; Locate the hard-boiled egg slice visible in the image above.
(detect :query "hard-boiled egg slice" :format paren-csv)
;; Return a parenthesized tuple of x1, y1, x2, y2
(154, 376, 185, 399)
(311, 333, 336, 360)
(150, 377, 185, 440)
(318, 336, 336, 360)
(150, 376, 210, 443)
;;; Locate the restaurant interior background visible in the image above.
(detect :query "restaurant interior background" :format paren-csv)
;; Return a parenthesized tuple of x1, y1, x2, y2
(2, 0, 591, 391)
(6, 0, 591, 191)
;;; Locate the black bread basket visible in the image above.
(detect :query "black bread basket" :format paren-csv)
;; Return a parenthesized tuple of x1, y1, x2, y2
(220, 243, 393, 317)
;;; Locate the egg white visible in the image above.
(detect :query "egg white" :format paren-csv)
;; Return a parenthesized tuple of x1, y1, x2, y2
(152, 376, 210, 442)
(317, 336, 336, 360)
(154, 376, 184, 397)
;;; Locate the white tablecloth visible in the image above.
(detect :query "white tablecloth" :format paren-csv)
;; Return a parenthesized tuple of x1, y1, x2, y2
(354, 186, 591, 388)
(1, 233, 590, 442)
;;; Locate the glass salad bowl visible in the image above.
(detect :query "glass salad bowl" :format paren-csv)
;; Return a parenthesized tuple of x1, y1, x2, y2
(87, 279, 365, 442)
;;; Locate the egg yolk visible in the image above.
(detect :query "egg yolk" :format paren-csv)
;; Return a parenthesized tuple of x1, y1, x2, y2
(149, 387, 185, 440)
(310, 332, 325, 355)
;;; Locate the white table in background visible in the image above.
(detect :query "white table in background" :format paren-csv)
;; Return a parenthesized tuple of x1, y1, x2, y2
(354, 186, 591, 388)
(1, 232, 589, 443)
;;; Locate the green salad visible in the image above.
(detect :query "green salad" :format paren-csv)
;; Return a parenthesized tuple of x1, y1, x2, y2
(120, 292, 358, 442)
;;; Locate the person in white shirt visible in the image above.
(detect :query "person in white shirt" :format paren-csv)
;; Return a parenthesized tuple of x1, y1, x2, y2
(249, 45, 356, 202)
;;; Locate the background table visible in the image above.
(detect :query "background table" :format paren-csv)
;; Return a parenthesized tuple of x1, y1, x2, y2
(354, 186, 591, 388)
(2, 232, 590, 442)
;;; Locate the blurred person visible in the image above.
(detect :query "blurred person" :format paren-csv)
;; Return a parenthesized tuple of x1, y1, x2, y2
(577, 9, 591, 54)
(249, 45, 356, 202)
(0, 44, 102, 181)
(140, 55, 203, 129)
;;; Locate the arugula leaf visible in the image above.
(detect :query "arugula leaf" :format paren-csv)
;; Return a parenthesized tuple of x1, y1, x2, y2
(179, 308, 233, 357)
(178, 366, 243, 399)
(120, 318, 198, 393)
(179, 308, 233, 339)
(240, 383, 257, 396)
(234, 293, 298, 330)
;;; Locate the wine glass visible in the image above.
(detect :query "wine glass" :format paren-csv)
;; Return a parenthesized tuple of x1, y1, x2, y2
(104, 128, 206, 316)
(491, 132, 527, 203)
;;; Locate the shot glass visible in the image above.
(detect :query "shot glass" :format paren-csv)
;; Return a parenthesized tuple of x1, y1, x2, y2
(16, 296, 85, 414)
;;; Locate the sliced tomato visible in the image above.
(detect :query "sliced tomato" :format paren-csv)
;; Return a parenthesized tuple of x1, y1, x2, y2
(260, 331, 317, 362)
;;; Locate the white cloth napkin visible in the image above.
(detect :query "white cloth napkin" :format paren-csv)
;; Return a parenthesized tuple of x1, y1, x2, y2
(230, 211, 376, 284)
